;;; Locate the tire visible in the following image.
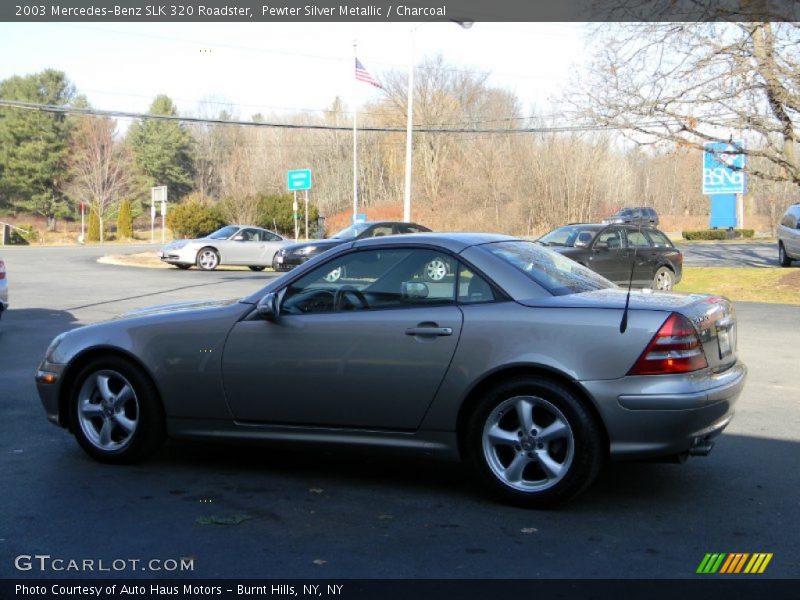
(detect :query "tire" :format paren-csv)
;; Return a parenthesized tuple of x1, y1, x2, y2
(174, 264, 191, 270)
(779, 243, 792, 267)
(196, 247, 220, 271)
(248, 266, 266, 272)
(68, 356, 165, 464)
(423, 257, 449, 282)
(465, 377, 605, 508)
(652, 266, 675, 291)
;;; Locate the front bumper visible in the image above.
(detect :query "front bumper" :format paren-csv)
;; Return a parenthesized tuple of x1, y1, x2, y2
(272, 254, 312, 271)
(159, 247, 197, 266)
(35, 360, 68, 427)
(582, 361, 746, 460)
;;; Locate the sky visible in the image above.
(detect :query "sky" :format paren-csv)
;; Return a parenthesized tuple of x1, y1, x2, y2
(0, 22, 589, 123)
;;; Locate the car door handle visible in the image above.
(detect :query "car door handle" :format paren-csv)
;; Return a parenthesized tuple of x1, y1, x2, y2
(405, 326, 453, 337)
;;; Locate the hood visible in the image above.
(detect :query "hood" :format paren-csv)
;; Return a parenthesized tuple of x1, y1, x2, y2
(281, 239, 342, 253)
(118, 298, 242, 319)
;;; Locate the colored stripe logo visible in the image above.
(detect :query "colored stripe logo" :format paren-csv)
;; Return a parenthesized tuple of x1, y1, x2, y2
(697, 553, 773, 574)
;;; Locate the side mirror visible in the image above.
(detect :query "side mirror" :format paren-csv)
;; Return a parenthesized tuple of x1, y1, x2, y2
(257, 292, 279, 320)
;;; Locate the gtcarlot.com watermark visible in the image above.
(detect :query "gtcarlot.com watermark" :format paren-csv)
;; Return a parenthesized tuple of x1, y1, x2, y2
(14, 554, 194, 573)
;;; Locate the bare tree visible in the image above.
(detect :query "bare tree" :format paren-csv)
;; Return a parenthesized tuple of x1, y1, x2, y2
(68, 116, 131, 242)
(571, 22, 800, 187)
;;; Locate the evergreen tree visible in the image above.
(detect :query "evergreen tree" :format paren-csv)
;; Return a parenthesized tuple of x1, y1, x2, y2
(87, 208, 101, 242)
(0, 70, 75, 228)
(117, 199, 134, 238)
(127, 95, 195, 200)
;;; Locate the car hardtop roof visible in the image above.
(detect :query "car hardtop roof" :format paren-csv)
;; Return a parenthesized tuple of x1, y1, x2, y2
(354, 231, 519, 252)
(350, 220, 429, 227)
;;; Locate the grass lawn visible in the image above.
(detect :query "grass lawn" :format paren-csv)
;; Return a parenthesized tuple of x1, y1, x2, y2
(675, 266, 800, 305)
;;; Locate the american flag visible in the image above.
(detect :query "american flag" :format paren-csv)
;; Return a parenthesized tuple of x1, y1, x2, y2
(355, 58, 382, 88)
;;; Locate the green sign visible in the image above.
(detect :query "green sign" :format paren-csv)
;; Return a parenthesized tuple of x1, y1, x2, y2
(287, 169, 312, 191)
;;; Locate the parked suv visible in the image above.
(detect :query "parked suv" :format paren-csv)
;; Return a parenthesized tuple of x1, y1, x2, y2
(778, 203, 800, 267)
(604, 207, 659, 227)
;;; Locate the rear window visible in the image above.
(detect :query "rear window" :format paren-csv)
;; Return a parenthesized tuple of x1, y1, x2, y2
(482, 241, 615, 296)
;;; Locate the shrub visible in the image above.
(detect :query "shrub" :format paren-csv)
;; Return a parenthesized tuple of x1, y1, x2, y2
(87, 210, 101, 242)
(256, 193, 319, 236)
(166, 198, 226, 239)
(116, 199, 134, 238)
(682, 229, 755, 240)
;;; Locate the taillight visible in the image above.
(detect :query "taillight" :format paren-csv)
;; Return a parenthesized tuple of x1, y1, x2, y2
(628, 312, 707, 375)
(0, 260, 5, 280)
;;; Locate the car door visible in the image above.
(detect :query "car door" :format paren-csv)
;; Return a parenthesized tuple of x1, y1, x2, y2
(624, 228, 657, 285)
(788, 207, 800, 257)
(587, 227, 628, 283)
(221, 247, 463, 430)
(225, 228, 266, 265)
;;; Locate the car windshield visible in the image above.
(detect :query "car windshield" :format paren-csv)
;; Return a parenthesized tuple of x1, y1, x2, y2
(207, 226, 239, 240)
(537, 226, 597, 247)
(483, 241, 615, 296)
(330, 223, 371, 240)
(614, 209, 633, 217)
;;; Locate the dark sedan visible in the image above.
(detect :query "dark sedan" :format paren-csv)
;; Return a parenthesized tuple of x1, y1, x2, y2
(273, 221, 431, 279)
(537, 223, 682, 290)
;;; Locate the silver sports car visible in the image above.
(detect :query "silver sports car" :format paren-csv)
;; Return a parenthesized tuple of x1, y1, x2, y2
(159, 225, 290, 271)
(36, 233, 746, 506)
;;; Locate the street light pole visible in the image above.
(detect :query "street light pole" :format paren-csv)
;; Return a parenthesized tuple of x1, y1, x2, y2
(402, 21, 473, 223)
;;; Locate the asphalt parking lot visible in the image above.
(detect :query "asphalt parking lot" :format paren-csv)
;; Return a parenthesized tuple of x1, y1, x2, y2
(676, 241, 777, 267)
(0, 243, 798, 579)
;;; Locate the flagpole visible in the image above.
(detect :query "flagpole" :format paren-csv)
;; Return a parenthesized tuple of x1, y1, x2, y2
(352, 41, 358, 222)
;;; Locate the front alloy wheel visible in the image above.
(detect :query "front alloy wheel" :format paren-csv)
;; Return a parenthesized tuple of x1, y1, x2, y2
(196, 248, 220, 271)
(69, 358, 165, 464)
(466, 378, 604, 507)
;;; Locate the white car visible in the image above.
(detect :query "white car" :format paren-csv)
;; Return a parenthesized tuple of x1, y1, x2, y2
(0, 256, 8, 319)
(160, 225, 291, 271)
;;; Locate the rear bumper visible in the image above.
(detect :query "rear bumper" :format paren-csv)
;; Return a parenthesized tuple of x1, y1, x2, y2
(582, 362, 746, 460)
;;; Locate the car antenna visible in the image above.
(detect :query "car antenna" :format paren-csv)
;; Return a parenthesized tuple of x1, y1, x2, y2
(619, 223, 642, 334)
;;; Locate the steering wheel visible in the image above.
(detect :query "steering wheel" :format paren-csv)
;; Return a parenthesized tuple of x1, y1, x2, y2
(333, 285, 369, 311)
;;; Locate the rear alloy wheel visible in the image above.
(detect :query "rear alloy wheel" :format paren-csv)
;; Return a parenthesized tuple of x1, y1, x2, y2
(779, 243, 791, 267)
(652, 266, 674, 291)
(248, 266, 266, 272)
(424, 257, 448, 281)
(196, 248, 220, 271)
(69, 357, 165, 464)
(466, 377, 604, 507)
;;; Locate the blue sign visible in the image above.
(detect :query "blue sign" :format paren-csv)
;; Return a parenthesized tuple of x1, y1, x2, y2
(709, 194, 737, 229)
(287, 169, 312, 191)
(703, 140, 746, 195)
(352, 213, 367, 224)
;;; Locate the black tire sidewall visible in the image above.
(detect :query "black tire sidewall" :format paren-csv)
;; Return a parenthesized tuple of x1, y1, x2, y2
(68, 357, 165, 464)
(465, 377, 604, 508)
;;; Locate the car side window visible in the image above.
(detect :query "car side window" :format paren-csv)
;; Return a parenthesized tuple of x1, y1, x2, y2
(626, 230, 651, 248)
(396, 224, 424, 234)
(281, 249, 457, 315)
(366, 226, 394, 238)
(458, 266, 497, 304)
(239, 228, 259, 242)
(645, 230, 672, 247)
(263, 231, 282, 242)
(596, 228, 624, 249)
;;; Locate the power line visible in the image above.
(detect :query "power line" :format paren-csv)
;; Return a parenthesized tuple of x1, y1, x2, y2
(0, 99, 645, 135)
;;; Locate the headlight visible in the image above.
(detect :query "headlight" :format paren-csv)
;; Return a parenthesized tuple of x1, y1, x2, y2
(294, 246, 318, 256)
(164, 239, 191, 251)
(45, 333, 67, 363)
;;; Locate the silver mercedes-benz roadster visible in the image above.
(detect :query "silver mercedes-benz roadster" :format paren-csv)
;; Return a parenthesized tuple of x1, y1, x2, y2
(36, 233, 746, 507)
